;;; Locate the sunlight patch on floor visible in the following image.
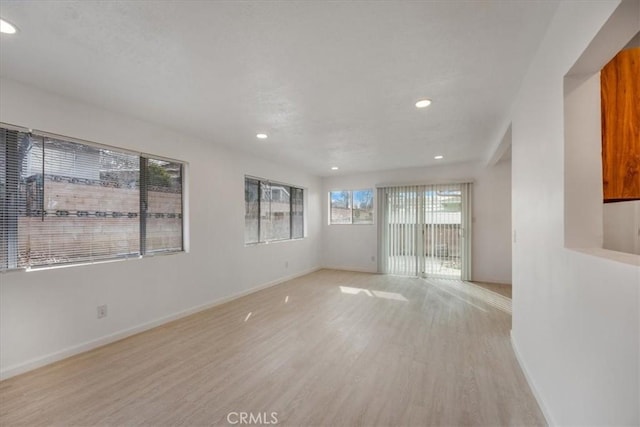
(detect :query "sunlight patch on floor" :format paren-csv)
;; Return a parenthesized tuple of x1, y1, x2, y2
(426, 279, 512, 314)
(339, 286, 409, 302)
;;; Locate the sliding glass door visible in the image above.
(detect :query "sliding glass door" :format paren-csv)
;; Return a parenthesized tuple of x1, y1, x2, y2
(377, 183, 472, 280)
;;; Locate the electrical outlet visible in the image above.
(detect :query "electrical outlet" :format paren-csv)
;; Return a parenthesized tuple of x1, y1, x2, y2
(285, 261, 289, 268)
(97, 304, 108, 319)
(371, 256, 375, 262)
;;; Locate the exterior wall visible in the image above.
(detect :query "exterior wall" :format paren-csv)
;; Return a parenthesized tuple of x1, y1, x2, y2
(16, 177, 183, 265)
(0, 77, 322, 379)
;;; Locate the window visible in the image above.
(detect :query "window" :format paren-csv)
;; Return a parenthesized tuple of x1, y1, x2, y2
(330, 191, 351, 224)
(244, 178, 260, 244)
(244, 176, 304, 244)
(329, 189, 374, 224)
(0, 125, 185, 271)
(291, 187, 304, 239)
(142, 158, 184, 254)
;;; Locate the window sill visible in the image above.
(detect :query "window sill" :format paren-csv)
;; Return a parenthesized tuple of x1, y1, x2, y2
(328, 223, 375, 226)
(245, 238, 305, 247)
(568, 247, 640, 267)
(1, 250, 186, 274)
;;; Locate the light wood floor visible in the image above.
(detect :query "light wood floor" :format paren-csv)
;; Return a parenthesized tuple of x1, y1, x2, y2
(0, 270, 543, 426)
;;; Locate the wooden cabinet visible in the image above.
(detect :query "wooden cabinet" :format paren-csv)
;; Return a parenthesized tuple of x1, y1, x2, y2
(601, 47, 640, 202)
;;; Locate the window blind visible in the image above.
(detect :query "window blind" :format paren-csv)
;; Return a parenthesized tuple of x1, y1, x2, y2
(1, 129, 44, 269)
(0, 130, 5, 269)
(0, 128, 25, 270)
(0, 125, 185, 271)
(377, 183, 472, 280)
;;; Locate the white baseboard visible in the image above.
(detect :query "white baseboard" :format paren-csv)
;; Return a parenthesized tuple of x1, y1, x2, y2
(321, 265, 378, 274)
(510, 330, 555, 426)
(0, 266, 320, 381)
(471, 279, 512, 286)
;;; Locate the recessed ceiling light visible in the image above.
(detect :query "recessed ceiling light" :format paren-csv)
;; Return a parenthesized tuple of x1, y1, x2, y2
(256, 133, 268, 139)
(0, 18, 17, 34)
(415, 99, 432, 108)
(331, 166, 339, 170)
(434, 155, 444, 160)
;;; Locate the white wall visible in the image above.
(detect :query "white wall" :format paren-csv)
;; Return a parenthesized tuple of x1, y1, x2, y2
(564, 72, 604, 249)
(510, 1, 640, 425)
(321, 160, 512, 284)
(604, 201, 640, 255)
(0, 78, 322, 379)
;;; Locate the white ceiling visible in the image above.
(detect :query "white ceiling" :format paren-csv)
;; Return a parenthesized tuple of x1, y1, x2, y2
(0, 1, 558, 176)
